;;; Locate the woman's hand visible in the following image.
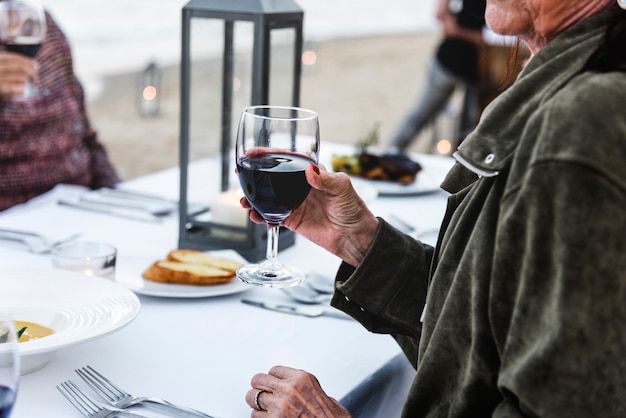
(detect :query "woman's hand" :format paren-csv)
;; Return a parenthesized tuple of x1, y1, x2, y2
(240, 163, 379, 267)
(0, 52, 38, 99)
(246, 365, 352, 418)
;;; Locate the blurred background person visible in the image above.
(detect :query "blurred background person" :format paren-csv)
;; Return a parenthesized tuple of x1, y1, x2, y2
(0, 7, 119, 212)
(385, 0, 486, 155)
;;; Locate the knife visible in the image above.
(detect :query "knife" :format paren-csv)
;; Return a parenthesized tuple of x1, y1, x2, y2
(58, 200, 162, 223)
(241, 299, 352, 320)
(80, 194, 176, 216)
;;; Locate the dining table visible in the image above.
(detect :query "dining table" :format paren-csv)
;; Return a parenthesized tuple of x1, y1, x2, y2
(1, 143, 454, 418)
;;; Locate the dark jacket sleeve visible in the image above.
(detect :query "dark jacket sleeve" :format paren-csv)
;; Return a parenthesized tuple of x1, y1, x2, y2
(331, 218, 433, 365)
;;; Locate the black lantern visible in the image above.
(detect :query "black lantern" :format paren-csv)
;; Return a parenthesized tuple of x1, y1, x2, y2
(178, 0, 304, 261)
(137, 62, 162, 117)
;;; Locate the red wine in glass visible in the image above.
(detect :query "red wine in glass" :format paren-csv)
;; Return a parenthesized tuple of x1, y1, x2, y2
(0, 385, 16, 418)
(0, 0, 47, 98)
(237, 152, 314, 224)
(0, 311, 19, 418)
(5, 39, 41, 57)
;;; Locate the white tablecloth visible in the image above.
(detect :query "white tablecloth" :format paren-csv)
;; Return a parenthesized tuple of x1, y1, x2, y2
(1, 146, 454, 418)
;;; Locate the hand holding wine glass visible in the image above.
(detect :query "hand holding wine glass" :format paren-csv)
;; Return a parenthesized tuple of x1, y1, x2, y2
(236, 105, 320, 287)
(0, 311, 20, 418)
(0, 0, 46, 98)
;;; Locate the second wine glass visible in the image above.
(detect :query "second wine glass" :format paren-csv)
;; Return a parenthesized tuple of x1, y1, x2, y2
(0, 0, 46, 98)
(236, 105, 320, 287)
(0, 311, 20, 418)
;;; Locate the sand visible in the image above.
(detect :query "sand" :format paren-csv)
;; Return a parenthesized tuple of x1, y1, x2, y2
(87, 31, 454, 181)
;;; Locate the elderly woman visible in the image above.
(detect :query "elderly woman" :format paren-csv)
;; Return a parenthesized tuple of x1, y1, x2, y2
(243, 0, 626, 416)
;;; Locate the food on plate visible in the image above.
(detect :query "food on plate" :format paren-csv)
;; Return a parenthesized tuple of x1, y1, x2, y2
(14, 320, 55, 342)
(331, 123, 422, 185)
(142, 249, 243, 285)
(332, 152, 422, 185)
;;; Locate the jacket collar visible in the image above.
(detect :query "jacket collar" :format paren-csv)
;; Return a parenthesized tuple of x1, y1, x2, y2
(452, 9, 612, 177)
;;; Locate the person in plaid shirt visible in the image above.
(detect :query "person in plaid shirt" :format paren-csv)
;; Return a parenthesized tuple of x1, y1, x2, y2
(0, 10, 119, 211)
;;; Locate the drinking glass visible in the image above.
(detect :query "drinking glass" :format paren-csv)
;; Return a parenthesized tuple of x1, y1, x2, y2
(235, 105, 320, 287)
(0, 311, 19, 418)
(51, 241, 117, 279)
(0, 0, 46, 98)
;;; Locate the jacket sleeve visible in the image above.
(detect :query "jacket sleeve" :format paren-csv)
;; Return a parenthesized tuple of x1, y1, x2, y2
(331, 218, 433, 363)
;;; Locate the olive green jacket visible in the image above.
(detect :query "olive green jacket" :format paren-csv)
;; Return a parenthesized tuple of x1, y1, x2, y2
(333, 9, 626, 417)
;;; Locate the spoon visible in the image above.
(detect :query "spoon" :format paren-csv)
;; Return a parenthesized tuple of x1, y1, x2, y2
(282, 283, 332, 304)
(306, 272, 335, 294)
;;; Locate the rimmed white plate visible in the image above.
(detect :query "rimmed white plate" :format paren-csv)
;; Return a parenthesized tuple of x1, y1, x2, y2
(350, 167, 443, 197)
(324, 148, 452, 197)
(115, 250, 252, 298)
(0, 269, 140, 374)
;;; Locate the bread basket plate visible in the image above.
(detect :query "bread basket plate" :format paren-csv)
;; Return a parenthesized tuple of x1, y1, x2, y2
(0, 269, 140, 374)
(114, 250, 251, 298)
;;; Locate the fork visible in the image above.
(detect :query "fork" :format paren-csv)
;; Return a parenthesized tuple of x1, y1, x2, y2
(76, 365, 216, 418)
(56, 380, 148, 418)
(0, 228, 81, 254)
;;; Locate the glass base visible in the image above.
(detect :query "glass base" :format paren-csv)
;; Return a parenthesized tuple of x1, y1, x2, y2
(237, 263, 304, 288)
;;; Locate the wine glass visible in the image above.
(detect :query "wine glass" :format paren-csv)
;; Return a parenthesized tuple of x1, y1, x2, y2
(0, 0, 46, 98)
(236, 105, 320, 287)
(0, 311, 20, 418)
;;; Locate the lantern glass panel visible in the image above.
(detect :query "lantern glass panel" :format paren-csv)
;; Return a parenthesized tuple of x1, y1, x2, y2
(183, 17, 257, 215)
(269, 27, 297, 106)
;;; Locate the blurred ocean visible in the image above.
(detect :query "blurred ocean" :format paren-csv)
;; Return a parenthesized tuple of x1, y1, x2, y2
(40, 0, 437, 100)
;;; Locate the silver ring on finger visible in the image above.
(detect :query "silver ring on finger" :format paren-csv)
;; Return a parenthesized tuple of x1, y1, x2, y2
(254, 389, 267, 411)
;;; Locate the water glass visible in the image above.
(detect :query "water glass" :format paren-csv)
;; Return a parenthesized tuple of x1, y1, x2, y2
(51, 241, 117, 279)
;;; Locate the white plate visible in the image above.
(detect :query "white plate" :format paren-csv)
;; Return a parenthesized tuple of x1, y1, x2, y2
(350, 164, 443, 197)
(324, 147, 451, 198)
(114, 250, 252, 298)
(0, 269, 140, 374)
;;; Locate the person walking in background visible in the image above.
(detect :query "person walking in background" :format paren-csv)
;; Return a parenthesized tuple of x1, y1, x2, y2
(0, 8, 119, 211)
(385, 0, 486, 155)
(243, 0, 626, 416)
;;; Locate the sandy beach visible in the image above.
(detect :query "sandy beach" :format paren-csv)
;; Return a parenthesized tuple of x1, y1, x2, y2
(87, 31, 448, 181)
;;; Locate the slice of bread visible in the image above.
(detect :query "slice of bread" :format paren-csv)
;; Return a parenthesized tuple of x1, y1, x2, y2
(142, 260, 235, 285)
(166, 249, 243, 274)
(141, 249, 244, 286)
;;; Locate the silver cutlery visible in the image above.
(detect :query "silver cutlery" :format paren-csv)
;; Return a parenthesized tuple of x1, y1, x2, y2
(57, 380, 148, 418)
(58, 200, 162, 223)
(98, 188, 177, 205)
(0, 228, 80, 254)
(388, 214, 440, 242)
(75, 365, 216, 418)
(80, 194, 176, 217)
(305, 272, 335, 294)
(282, 284, 332, 304)
(241, 298, 352, 320)
(97, 188, 209, 215)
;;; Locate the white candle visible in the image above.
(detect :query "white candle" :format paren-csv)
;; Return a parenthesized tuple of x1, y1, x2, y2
(211, 189, 248, 228)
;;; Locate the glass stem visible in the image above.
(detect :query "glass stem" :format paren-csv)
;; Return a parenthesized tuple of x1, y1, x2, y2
(265, 223, 280, 267)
